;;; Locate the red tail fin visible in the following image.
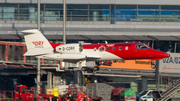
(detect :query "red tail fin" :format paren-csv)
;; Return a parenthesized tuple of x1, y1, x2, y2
(48, 41, 63, 49)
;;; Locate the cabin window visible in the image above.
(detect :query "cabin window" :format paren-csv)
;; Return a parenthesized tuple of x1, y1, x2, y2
(99, 47, 103, 51)
(135, 44, 149, 49)
(112, 47, 115, 50)
(106, 47, 109, 51)
(125, 46, 128, 50)
(119, 46, 122, 50)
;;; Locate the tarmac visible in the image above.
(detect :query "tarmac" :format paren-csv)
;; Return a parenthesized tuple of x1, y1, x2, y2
(172, 99, 180, 101)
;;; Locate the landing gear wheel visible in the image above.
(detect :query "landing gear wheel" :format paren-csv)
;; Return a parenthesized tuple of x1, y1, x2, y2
(87, 68, 93, 73)
(151, 64, 156, 69)
(33, 97, 37, 101)
(151, 61, 156, 69)
(81, 67, 87, 71)
(93, 66, 100, 71)
(19, 97, 22, 101)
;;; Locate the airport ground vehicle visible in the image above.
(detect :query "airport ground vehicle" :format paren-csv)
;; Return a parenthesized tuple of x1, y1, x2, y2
(136, 89, 154, 101)
(111, 87, 136, 101)
(136, 89, 171, 101)
(58, 86, 103, 101)
(13, 85, 102, 101)
(14, 85, 55, 101)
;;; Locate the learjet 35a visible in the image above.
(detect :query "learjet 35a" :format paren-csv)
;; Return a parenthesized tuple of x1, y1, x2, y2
(22, 29, 169, 71)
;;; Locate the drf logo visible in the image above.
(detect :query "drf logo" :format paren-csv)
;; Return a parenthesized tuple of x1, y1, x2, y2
(32, 41, 44, 48)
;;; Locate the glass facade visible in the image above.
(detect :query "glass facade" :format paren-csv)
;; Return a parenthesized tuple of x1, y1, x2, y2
(138, 5, 159, 21)
(1, 3, 180, 22)
(0, 3, 179, 53)
(116, 5, 137, 21)
(0, 4, 18, 20)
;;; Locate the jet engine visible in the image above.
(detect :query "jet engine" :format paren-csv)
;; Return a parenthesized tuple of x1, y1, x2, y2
(55, 43, 83, 53)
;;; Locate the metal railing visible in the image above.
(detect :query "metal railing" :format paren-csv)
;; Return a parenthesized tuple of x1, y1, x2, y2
(0, 16, 180, 24)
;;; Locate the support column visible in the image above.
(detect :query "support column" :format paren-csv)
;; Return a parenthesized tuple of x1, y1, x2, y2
(114, 4, 116, 24)
(37, 0, 40, 30)
(156, 60, 160, 91)
(18, 4, 19, 21)
(159, 5, 161, 23)
(41, 59, 44, 64)
(152, 41, 154, 49)
(23, 46, 26, 63)
(142, 79, 148, 90)
(109, 5, 111, 22)
(137, 5, 138, 21)
(88, 4, 89, 22)
(47, 72, 52, 88)
(53, 74, 55, 87)
(174, 42, 177, 53)
(63, 0, 66, 44)
(37, 58, 41, 95)
(5, 45, 8, 61)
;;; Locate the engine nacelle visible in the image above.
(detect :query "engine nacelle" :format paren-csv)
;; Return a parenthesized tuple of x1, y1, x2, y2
(55, 43, 83, 53)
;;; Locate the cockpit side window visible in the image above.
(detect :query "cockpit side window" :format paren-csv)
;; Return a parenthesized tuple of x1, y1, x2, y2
(135, 44, 149, 49)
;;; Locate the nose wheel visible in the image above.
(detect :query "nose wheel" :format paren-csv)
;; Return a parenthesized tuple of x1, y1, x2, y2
(93, 66, 100, 71)
(151, 61, 156, 69)
(81, 67, 87, 71)
(81, 66, 100, 73)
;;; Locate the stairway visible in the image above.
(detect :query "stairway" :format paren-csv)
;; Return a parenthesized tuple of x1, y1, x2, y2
(155, 79, 180, 101)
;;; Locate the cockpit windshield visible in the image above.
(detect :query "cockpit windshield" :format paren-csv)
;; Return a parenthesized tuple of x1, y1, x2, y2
(135, 44, 149, 49)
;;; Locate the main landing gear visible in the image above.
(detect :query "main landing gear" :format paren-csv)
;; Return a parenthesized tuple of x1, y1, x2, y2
(81, 66, 100, 73)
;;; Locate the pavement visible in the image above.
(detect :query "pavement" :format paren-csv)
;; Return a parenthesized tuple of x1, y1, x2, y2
(172, 99, 180, 101)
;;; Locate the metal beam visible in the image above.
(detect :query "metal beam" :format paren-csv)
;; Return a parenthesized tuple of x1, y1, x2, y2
(63, 0, 66, 44)
(37, 58, 41, 95)
(37, 0, 40, 30)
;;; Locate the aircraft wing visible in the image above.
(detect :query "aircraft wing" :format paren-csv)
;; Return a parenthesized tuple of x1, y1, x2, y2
(40, 53, 101, 63)
(86, 56, 101, 61)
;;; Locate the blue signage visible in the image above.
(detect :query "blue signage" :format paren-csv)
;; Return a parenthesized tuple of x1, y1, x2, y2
(163, 57, 180, 64)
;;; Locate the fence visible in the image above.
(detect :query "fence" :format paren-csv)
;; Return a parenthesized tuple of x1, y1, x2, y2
(0, 90, 13, 100)
(1, 17, 180, 25)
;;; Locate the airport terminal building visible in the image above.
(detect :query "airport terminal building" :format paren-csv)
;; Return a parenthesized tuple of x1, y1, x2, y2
(1, 0, 180, 98)
(0, 0, 180, 53)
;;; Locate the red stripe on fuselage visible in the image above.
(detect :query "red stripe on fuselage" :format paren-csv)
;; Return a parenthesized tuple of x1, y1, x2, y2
(82, 42, 152, 60)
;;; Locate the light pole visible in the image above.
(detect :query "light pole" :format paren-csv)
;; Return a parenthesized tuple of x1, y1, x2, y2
(63, 0, 66, 44)
(38, 0, 40, 30)
(37, 0, 41, 95)
(63, 0, 68, 69)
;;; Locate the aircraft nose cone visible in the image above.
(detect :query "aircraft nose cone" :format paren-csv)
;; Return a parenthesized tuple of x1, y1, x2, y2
(150, 50, 170, 59)
(158, 51, 169, 58)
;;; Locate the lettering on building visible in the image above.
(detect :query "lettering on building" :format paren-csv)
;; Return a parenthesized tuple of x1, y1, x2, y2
(135, 60, 151, 64)
(163, 57, 180, 64)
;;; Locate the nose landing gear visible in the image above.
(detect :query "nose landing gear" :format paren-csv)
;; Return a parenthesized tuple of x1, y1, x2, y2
(151, 61, 156, 69)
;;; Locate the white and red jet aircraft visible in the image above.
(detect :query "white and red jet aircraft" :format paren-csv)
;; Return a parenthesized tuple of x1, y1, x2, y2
(22, 29, 169, 71)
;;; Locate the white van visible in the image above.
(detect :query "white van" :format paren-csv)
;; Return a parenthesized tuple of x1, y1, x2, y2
(136, 89, 154, 101)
